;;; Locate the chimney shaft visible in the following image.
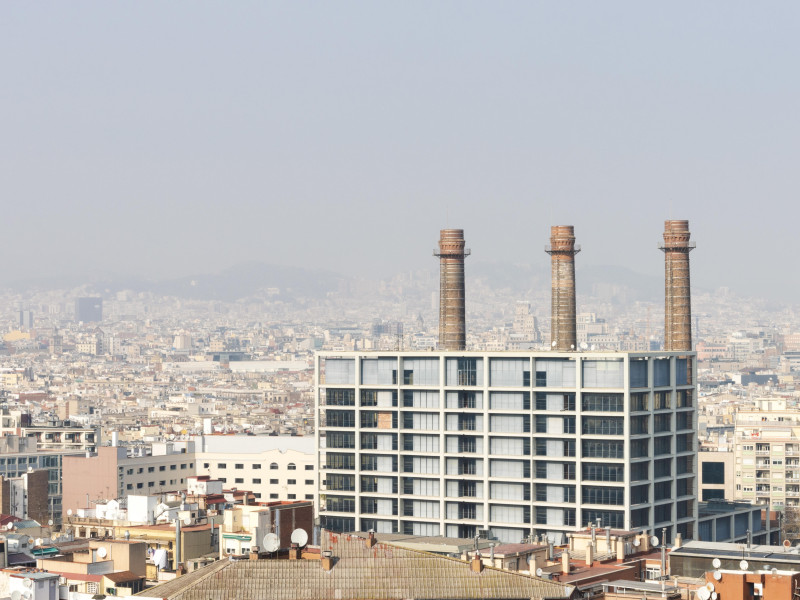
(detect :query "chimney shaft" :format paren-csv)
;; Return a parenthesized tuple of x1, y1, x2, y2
(546, 226, 580, 351)
(435, 229, 470, 351)
(660, 220, 694, 352)
(562, 550, 570, 574)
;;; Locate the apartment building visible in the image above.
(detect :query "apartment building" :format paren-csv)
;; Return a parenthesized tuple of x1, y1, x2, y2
(316, 350, 697, 544)
(733, 402, 800, 510)
(195, 435, 315, 502)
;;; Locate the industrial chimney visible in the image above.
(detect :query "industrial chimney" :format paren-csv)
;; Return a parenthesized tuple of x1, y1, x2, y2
(434, 229, 470, 351)
(546, 226, 580, 351)
(660, 220, 695, 352)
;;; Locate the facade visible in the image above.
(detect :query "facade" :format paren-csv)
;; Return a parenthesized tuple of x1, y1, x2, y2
(316, 350, 697, 544)
(698, 449, 735, 501)
(195, 435, 315, 503)
(732, 407, 800, 510)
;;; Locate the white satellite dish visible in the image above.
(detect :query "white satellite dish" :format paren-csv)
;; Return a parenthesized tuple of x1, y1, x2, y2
(697, 587, 710, 600)
(712, 558, 721, 569)
(291, 528, 308, 547)
(67, 509, 73, 516)
(10, 591, 20, 600)
(183, 516, 192, 526)
(535, 567, 543, 577)
(23, 579, 32, 588)
(551, 341, 557, 347)
(711, 593, 718, 600)
(5, 523, 14, 531)
(35, 538, 43, 547)
(713, 570, 722, 581)
(97, 547, 108, 558)
(632, 538, 640, 547)
(650, 536, 660, 547)
(262, 533, 279, 553)
(47, 519, 53, 526)
(740, 560, 749, 571)
(706, 582, 715, 592)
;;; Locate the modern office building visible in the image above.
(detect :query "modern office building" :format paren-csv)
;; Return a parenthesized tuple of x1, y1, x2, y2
(316, 350, 697, 544)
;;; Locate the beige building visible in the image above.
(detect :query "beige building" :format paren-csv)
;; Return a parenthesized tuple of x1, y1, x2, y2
(698, 450, 735, 502)
(733, 402, 800, 510)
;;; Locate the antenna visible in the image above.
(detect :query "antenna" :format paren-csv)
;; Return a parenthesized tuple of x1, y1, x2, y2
(290, 528, 308, 548)
(262, 533, 279, 553)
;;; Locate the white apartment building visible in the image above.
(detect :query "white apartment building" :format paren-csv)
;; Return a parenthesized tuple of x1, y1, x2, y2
(195, 435, 316, 503)
(316, 351, 697, 545)
(733, 404, 800, 510)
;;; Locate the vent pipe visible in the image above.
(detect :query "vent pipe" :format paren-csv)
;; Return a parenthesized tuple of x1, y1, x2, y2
(546, 226, 580, 351)
(434, 229, 470, 351)
(660, 220, 695, 351)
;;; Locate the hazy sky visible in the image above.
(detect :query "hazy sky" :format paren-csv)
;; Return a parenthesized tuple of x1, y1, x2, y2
(3, 3, 799, 298)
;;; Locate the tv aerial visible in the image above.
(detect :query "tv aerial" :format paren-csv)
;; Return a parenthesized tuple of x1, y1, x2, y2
(291, 528, 308, 548)
(262, 533, 279, 553)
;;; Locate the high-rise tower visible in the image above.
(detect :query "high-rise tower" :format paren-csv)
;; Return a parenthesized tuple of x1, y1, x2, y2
(434, 229, 469, 351)
(660, 220, 695, 352)
(546, 226, 580, 351)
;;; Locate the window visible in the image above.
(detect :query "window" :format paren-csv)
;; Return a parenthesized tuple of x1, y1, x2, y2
(253, 464, 262, 470)
(148, 482, 154, 487)
(148, 467, 155, 473)
(159, 466, 165, 471)
(288, 494, 296, 499)
(270, 493, 279, 499)
(126, 469, 133, 475)
(136, 483, 143, 489)
(235, 464, 244, 470)
(253, 478, 262, 484)
(702, 462, 725, 485)
(235, 478, 244, 484)
(305, 479, 314, 485)
(159, 480, 166, 485)
(218, 463, 227, 469)
(181, 464, 186, 469)
(126, 484, 132, 490)
(288, 479, 296, 485)
(270, 463, 279, 470)
(170, 465, 177, 470)
(138, 468, 144, 474)
(305, 465, 314, 471)
(305, 494, 314, 500)
(203, 463, 209, 469)
(270, 479, 278, 484)
(288, 463, 297, 470)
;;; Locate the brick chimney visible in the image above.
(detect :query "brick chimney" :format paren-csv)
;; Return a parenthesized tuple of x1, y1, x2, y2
(321, 550, 334, 571)
(366, 531, 377, 548)
(289, 543, 300, 560)
(471, 553, 484, 573)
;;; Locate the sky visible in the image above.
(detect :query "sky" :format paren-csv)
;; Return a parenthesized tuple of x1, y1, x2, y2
(2, 3, 799, 298)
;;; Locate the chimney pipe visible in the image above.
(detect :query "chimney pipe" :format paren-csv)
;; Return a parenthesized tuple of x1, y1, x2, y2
(471, 554, 484, 573)
(660, 220, 694, 352)
(366, 531, 376, 549)
(434, 229, 470, 351)
(546, 226, 580, 351)
(562, 550, 570, 574)
(585, 542, 594, 567)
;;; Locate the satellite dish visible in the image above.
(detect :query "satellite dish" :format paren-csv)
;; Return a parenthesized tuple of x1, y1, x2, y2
(711, 593, 718, 600)
(712, 558, 721, 569)
(697, 587, 710, 600)
(5, 523, 14, 531)
(650, 536, 660, 547)
(290, 528, 308, 547)
(11, 591, 20, 600)
(67, 509, 73, 516)
(97, 547, 108, 558)
(262, 533, 279, 553)
(535, 567, 543, 577)
(47, 519, 53, 526)
(23, 579, 32, 588)
(740, 560, 749, 571)
(551, 341, 557, 347)
(713, 570, 722, 580)
(784, 539, 792, 548)
(183, 516, 192, 526)
(706, 582, 715, 592)
(35, 538, 43, 546)
(632, 538, 640, 547)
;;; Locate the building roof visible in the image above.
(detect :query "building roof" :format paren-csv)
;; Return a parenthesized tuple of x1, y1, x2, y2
(137, 532, 574, 600)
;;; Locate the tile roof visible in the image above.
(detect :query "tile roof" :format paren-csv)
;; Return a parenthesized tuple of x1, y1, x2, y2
(138, 532, 574, 600)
